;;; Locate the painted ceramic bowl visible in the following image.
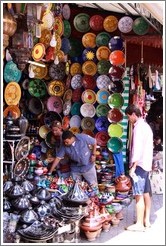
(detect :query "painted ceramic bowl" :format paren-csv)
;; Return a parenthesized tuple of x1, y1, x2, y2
(107, 137, 123, 153)
(107, 108, 123, 123)
(108, 123, 123, 138)
(107, 93, 124, 108)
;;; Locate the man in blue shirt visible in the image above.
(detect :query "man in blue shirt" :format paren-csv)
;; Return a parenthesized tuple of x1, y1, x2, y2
(48, 130, 98, 194)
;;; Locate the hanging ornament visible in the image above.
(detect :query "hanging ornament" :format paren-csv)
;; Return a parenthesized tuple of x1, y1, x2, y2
(29, 64, 35, 78)
(50, 32, 57, 47)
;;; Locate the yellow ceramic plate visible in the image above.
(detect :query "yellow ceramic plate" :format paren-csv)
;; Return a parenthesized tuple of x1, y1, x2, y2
(41, 10, 54, 31)
(96, 46, 111, 60)
(32, 43, 45, 62)
(81, 89, 96, 104)
(54, 16, 64, 36)
(39, 125, 50, 139)
(47, 80, 65, 97)
(82, 61, 97, 76)
(39, 29, 52, 49)
(82, 32, 96, 48)
(3, 105, 21, 119)
(4, 81, 21, 105)
(103, 15, 118, 32)
(29, 61, 48, 79)
(70, 62, 82, 76)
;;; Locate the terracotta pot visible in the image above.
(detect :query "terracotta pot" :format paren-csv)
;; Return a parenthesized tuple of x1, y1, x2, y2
(102, 221, 111, 232)
(84, 230, 98, 241)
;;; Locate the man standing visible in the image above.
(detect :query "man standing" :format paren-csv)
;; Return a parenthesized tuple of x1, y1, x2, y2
(48, 130, 98, 195)
(125, 104, 153, 231)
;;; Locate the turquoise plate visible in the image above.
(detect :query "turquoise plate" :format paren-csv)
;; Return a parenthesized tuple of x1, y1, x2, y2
(107, 137, 123, 153)
(4, 61, 22, 83)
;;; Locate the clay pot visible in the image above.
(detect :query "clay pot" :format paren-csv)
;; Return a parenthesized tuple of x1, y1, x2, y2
(111, 217, 120, 227)
(84, 230, 98, 241)
(115, 174, 131, 192)
(102, 221, 111, 232)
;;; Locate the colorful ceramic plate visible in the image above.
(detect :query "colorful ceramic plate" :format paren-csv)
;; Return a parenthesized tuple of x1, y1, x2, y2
(107, 93, 124, 108)
(3, 105, 21, 119)
(47, 96, 63, 114)
(70, 115, 81, 128)
(107, 137, 123, 153)
(63, 20, 71, 38)
(109, 50, 125, 66)
(96, 75, 110, 90)
(95, 131, 110, 147)
(15, 136, 30, 161)
(70, 102, 81, 115)
(44, 111, 62, 127)
(118, 16, 133, 33)
(89, 15, 104, 32)
(28, 97, 44, 115)
(96, 32, 111, 47)
(107, 108, 123, 123)
(103, 15, 118, 32)
(108, 123, 123, 138)
(108, 66, 125, 80)
(53, 16, 64, 36)
(95, 116, 109, 131)
(63, 89, 72, 102)
(71, 74, 83, 89)
(32, 43, 45, 62)
(132, 17, 149, 35)
(96, 89, 110, 104)
(70, 63, 82, 76)
(81, 89, 96, 104)
(96, 104, 110, 117)
(97, 60, 111, 75)
(41, 11, 54, 31)
(80, 103, 96, 118)
(81, 117, 95, 131)
(48, 62, 66, 81)
(39, 29, 52, 49)
(29, 62, 48, 80)
(73, 13, 90, 32)
(82, 48, 96, 62)
(28, 79, 47, 98)
(109, 80, 124, 93)
(4, 81, 21, 105)
(82, 32, 96, 48)
(13, 157, 30, 177)
(82, 61, 97, 76)
(4, 61, 22, 83)
(62, 4, 71, 20)
(82, 75, 96, 90)
(47, 80, 65, 97)
(39, 125, 50, 139)
(96, 46, 110, 60)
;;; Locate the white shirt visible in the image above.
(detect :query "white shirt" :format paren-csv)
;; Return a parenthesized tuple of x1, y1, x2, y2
(131, 118, 153, 171)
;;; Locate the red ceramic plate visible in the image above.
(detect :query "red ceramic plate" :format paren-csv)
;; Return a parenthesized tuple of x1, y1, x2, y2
(82, 75, 96, 90)
(89, 15, 104, 32)
(95, 131, 110, 147)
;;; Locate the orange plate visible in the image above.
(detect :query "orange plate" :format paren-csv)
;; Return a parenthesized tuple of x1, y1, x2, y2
(3, 105, 21, 119)
(82, 32, 96, 48)
(103, 15, 118, 32)
(4, 81, 21, 105)
(82, 61, 97, 76)
(96, 46, 111, 60)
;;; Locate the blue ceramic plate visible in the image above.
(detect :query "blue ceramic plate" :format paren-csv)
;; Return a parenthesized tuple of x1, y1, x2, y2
(96, 89, 110, 104)
(95, 116, 109, 131)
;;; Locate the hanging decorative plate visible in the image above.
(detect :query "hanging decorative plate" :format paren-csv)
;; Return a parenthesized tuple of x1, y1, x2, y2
(82, 32, 96, 48)
(44, 111, 62, 127)
(53, 16, 64, 36)
(96, 46, 111, 60)
(118, 16, 133, 33)
(109, 50, 125, 66)
(82, 129, 95, 137)
(41, 10, 54, 31)
(96, 89, 110, 104)
(29, 62, 48, 80)
(62, 3, 71, 20)
(46, 96, 63, 114)
(68, 38, 83, 57)
(96, 32, 111, 47)
(107, 137, 123, 153)
(108, 36, 124, 51)
(81, 89, 96, 104)
(97, 60, 111, 75)
(132, 17, 149, 35)
(95, 131, 110, 147)
(3, 105, 21, 119)
(82, 48, 96, 62)
(108, 66, 125, 80)
(89, 15, 104, 32)
(95, 116, 109, 131)
(13, 157, 30, 177)
(32, 43, 45, 62)
(80, 103, 96, 118)
(96, 104, 110, 117)
(39, 29, 52, 49)
(96, 74, 111, 90)
(73, 13, 90, 33)
(70, 115, 81, 128)
(45, 131, 61, 148)
(62, 115, 70, 130)
(39, 125, 50, 139)
(63, 89, 72, 102)
(48, 62, 66, 81)
(28, 97, 44, 115)
(107, 108, 123, 123)
(109, 80, 124, 93)
(70, 102, 81, 116)
(56, 50, 65, 62)
(72, 88, 82, 102)
(108, 123, 123, 138)
(81, 117, 95, 131)
(54, 33, 62, 51)
(15, 136, 31, 161)
(4, 81, 21, 105)
(71, 74, 83, 89)
(63, 20, 71, 38)
(82, 61, 97, 76)
(103, 15, 118, 32)
(69, 127, 80, 135)
(107, 93, 124, 108)
(63, 100, 71, 116)
(4, 61, 22, 83)
(47, 80, 65, 97)
(82, 75, 96, 90)
(70, 63, 82, 76)
(28, 79, 47, 98)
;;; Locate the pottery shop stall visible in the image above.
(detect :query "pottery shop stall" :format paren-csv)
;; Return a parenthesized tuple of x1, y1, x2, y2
(2, 2, 163, 244)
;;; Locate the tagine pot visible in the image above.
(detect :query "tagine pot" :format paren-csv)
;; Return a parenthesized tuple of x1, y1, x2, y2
(115, 174, 131, 192)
